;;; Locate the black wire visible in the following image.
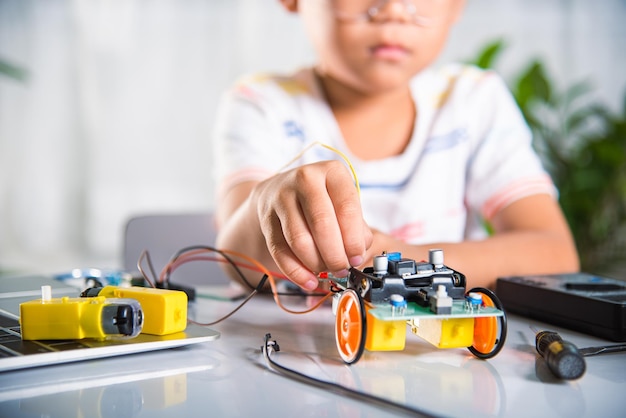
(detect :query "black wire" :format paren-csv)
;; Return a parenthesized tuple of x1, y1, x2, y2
(261, 334, 440, 418)
(163, 244, 331, 297)
(348, 266, 383, 283)
(165, 245, 257, 290)
(192, 275, 270, 327)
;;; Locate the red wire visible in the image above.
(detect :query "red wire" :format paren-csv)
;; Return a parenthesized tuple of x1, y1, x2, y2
(156, 247, 332, 315)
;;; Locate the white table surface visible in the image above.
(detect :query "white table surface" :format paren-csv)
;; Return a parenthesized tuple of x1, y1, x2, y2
(0, 289, 624, 418)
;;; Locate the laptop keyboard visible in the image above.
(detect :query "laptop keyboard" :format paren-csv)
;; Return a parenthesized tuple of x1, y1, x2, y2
(0, 312, 91, 358)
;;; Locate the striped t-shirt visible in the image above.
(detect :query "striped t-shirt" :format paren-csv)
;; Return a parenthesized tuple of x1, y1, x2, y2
(213, 64, 555, 244)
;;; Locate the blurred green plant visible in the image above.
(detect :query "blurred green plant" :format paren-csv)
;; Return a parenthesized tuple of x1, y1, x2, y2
(0, 58, 28, 81)
(470, 39, 626, 275)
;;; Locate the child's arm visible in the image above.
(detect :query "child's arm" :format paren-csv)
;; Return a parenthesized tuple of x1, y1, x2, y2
(217, 170, 577, 291)
(215, 160, 372, 291)
(364, 193, 579, 289)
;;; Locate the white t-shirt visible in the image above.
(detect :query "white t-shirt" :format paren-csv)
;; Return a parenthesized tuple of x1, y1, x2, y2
(213, 64, 555, 244)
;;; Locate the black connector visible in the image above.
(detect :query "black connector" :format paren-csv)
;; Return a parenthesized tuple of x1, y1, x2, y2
(159, 281, 196, 301)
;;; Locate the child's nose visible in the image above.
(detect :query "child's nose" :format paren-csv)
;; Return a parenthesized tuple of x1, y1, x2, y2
(369, 0, 417, 24)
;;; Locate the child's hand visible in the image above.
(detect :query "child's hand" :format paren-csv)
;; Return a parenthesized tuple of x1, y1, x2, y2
(251, 160, 372, 290)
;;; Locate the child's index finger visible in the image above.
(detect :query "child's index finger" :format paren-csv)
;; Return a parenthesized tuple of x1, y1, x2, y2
(325, 164, 368, 268)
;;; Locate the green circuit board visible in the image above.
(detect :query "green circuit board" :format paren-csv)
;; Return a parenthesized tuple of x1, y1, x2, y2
(368, 300, 505, 321)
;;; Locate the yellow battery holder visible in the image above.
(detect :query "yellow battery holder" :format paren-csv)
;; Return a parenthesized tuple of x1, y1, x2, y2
(365, 308, 407, 351)
(20, 287, 143, 341)
(411, 317, 474, 349)
(85, 286, 188, 336)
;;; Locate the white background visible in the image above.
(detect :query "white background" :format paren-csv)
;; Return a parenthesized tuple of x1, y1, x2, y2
(1, 0, 625, 274)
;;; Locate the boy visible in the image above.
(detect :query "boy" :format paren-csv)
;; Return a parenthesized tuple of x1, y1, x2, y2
(213, 0, 579, 291)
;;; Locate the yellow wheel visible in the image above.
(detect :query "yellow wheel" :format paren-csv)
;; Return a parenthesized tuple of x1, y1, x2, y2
(335, 289, 366, 364)
(468, 287, 507, 359)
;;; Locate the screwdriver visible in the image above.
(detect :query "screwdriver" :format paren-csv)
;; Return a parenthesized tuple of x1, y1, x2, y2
(531, 327, 586, 380)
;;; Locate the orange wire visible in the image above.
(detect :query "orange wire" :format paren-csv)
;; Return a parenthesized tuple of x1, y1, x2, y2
(167, 254, 288, 281)
(217, 248, 333, 314)
(160, 247, 332, 315)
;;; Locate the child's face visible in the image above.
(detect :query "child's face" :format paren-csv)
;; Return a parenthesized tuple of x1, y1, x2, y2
(286, 0, 465, 94)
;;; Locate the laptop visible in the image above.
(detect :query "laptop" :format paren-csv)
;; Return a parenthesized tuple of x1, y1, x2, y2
(0, 274, 220, 373)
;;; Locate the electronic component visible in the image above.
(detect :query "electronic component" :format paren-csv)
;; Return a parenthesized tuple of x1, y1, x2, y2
(20, 286, 143, 340)
(348, 249, 467, 306)
(54, 268, 138, 288)
(81, 286, 188, 336)
(533, 328, 586, 380)
(389, 294, 407, 315)
(430, 285, 452, 314)
(333, 250, 507, 364)
(496, 273, 626, 341)
(465, 292, 483, 312)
